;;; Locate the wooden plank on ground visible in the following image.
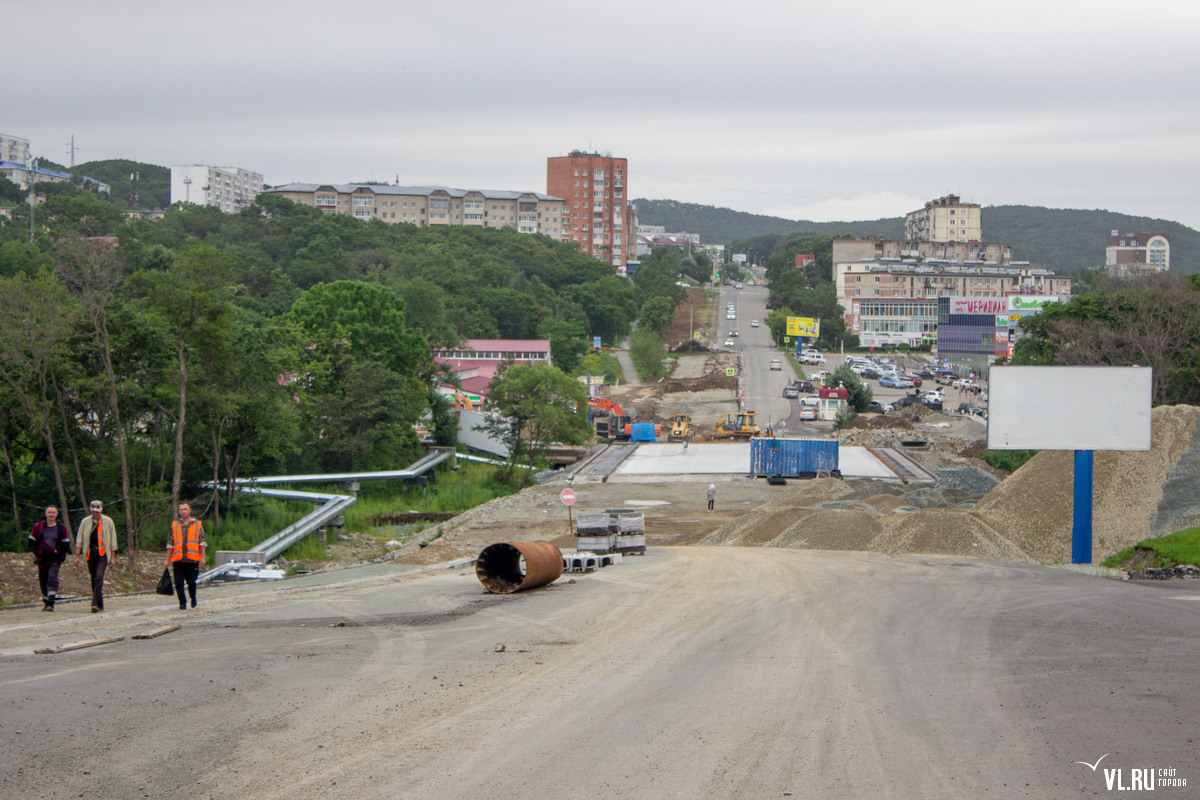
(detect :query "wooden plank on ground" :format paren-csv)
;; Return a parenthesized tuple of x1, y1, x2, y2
(132, 625, 181, 640)
(34, 635, 125, 655)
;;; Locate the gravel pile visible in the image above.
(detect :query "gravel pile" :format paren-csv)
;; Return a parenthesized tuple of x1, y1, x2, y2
(868, 509, 1035, 563)
(934, 466, 1001, 496)
(767, 509, 883, 551)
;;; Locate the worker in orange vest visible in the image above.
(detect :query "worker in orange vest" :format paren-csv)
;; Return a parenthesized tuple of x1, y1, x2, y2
(165, 502, 206, 611)
(74, 500, 118, 612)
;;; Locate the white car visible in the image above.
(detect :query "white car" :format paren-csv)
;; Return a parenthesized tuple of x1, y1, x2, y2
(751, 319, 759, 327)
(769, 359, 783, 371)
(799, 353, 826, 365)
(799, 405, 818, 420)
(724, 339, 735, 347)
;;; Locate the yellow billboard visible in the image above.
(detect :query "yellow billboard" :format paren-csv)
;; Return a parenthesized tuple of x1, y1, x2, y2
(786, 316, 820, 337)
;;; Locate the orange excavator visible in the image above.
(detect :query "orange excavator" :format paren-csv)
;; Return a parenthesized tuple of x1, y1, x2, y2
(588, 396, 660, 441)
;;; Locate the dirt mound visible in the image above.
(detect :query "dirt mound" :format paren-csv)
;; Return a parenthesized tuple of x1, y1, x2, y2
(973, 405, 1200, 563)
(659, 371, 737, 393)
(869, 509, 1034, 562)
(701, 508, 820, 546)
(842, 414, 915, 432)
(767, 509, 883, 551)
(759, 477, 856, 509)
(671, 339, 710, 354)
(861, 493, 908, 513)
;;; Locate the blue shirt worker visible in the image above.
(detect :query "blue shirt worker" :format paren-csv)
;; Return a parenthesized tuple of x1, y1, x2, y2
(165, 502, 206, 610)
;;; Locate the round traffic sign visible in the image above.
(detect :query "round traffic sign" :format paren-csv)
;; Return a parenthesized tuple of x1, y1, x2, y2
(560, 488, 576, 506)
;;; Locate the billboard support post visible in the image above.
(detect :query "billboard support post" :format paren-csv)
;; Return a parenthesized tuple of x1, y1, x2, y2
(1072, 450, 1094, 565)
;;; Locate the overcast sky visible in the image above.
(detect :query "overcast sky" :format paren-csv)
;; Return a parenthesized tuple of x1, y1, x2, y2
(8, 1, 1200, 229)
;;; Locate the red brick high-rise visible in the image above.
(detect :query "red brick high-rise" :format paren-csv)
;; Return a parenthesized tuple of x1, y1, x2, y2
(547, 150, 628, 269)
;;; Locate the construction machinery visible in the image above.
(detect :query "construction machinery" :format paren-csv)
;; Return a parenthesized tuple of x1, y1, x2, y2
(589, 396, 660, 441)
(712, 411, 761, 439)
(668, 413, 692, 442)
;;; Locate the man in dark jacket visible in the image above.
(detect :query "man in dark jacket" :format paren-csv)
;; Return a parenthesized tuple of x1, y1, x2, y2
(28, 506, 71, 611)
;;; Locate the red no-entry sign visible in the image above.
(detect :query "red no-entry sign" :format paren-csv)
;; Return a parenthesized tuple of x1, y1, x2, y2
(560, 488, 576, 506)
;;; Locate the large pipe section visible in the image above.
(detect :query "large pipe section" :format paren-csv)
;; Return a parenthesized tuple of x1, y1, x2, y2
(475, 541, 563, 594)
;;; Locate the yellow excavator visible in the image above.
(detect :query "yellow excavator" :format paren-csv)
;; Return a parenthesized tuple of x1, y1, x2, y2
(712, 411, 760, 439)
(668, 414, 692, 442)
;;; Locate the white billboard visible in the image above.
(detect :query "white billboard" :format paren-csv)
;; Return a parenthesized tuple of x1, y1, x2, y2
(987, 366, 1152, 451)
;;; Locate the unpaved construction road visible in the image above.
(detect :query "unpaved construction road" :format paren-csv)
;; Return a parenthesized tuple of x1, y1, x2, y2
(2, 547, 1198, 799)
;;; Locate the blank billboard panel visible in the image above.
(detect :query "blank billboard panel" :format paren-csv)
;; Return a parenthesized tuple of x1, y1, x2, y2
(987, 366, 1152, 451)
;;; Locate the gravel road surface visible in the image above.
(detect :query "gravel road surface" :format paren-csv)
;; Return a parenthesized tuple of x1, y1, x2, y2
(2, 548, 1197, 799)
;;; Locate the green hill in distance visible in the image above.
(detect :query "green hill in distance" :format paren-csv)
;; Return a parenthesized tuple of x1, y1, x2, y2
(75, 160, 171, 209)
(634, 198, 1199, 275)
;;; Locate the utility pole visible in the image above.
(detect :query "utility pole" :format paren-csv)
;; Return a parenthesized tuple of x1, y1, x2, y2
(28, 158, 37, 243)
(66, 134, 76, 167)
(129, 171, 139, 209)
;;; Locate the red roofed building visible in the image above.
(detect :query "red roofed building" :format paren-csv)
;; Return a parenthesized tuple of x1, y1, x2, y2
(433, 339, 553, 402)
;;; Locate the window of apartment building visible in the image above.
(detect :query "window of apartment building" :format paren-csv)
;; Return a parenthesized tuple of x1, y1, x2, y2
(583, 181, 589, 188)
(353, 196, 373, 207)
(615, 169, 623, 177)
(614, 191, 623, 198)
(574, 180, 578, 186)
(594, 169, 604, 178)
(430, 199, 449, 209)
(354, 210, 371, 219)
(465, 200, 483, 211)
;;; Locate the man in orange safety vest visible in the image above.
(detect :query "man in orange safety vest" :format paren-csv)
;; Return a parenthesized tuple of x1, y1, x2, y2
(165, 502, 206, 610)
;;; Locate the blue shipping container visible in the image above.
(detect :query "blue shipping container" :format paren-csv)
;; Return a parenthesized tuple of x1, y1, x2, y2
(750, 437, 839, 477)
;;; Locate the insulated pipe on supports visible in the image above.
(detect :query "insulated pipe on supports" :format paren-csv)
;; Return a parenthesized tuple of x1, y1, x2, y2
(475, 541, 563, 594)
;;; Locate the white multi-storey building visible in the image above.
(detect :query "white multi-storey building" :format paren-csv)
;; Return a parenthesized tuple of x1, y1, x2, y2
(171, 165, 264, 213)
(1, 133, 31, 167)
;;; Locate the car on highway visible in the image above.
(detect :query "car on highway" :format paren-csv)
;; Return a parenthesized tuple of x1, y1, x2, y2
(728, 330, 738, 337)
(799, 395, 820, 407)
(798, 405, 818, 421)
(782, 385, 800, 399)
(751, 319, 759, 327)
(724, 339, 735, 347)
(769, 359, 783, 371)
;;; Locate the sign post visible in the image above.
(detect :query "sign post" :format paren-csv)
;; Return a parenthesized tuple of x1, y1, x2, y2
(560, 487, 576, 533)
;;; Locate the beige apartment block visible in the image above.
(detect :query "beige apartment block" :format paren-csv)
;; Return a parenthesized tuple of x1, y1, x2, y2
(904, 195, 982, 242)
(266, 183, 568, 239)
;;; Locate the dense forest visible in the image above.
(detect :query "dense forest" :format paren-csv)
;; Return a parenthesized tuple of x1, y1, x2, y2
(0, 185, 699, 552)
(635, 199, 1200, 276)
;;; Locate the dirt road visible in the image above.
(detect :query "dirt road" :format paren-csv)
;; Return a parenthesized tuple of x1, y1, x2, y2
(2, 547, 1197, 798)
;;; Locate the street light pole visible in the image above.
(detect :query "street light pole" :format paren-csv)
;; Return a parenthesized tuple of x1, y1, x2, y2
(28, 158, 37, 244)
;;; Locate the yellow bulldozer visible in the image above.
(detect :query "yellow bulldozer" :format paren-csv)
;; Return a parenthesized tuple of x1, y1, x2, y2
(712, 411, 760, 439)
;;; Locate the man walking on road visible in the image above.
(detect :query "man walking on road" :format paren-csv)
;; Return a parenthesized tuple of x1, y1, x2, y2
(29, 506, 71, 611)
(74, 500, 118, 613)
(706, 484, 716, 513)
(166, 502, 206, 610)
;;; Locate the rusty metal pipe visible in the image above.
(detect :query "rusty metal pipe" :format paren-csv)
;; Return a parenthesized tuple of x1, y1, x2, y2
(475, 541, 563, 594)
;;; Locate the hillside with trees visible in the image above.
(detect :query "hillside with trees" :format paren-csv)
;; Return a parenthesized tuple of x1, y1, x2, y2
(74, 160, 171, 208)
(635, 199, 1200, 275)
(0, 186, 680, 551)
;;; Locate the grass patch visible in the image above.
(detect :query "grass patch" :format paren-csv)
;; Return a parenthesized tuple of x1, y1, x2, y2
(1103, 526, 1200, 569)
(981, 449, 1038, 473)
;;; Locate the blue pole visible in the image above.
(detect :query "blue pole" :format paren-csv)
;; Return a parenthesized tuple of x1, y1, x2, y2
(1072, 450, 1094, 564)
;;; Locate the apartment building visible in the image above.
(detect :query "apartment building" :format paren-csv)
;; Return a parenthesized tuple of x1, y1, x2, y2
(171, 165, 264, 214)
(1105, 231, 1170, 274)
(904, 195, 982, 242)
(833, 258, 1072, 346)
(266, 183, 568, 237)
(0, 133, 31, 168)
(547, 151, 629, 268)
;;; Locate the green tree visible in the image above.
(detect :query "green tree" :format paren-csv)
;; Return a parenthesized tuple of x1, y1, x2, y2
(828, 364, 873, 412)
(138, 245, 235, 516)
(638, 295, 676, 335)
(476, 363, 589, 487)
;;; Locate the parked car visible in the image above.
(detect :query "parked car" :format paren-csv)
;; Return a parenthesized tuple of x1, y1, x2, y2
(916, 368, 939, 380)
(879, 375, 902, 388)
(868, 400, 894, 413)
(799, 405, 818, 420)
(799, 353, 826, 365)
(957, 401, 985, 416)
(920, 389, 945, 403)
(799, 395, 820, 407)
(859, 368, 881, 380)
(935, 371, 960, 386)
(954, 378, 977, 390)
(769, 359, 783, 371)
(782, 385, 800, 398)
(903, 374, 923, 387)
